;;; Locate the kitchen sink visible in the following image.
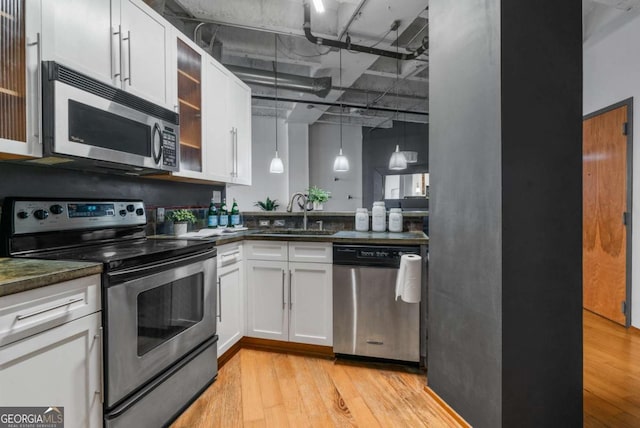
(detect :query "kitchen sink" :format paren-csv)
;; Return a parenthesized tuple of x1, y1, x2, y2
(254, 229, 335, 236)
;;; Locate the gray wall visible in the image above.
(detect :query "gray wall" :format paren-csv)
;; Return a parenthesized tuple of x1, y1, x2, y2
(0, 163, 224, 208)
(362, 121, 428, 209)
(428, 0, 582, 427)
(309, 123, 363, 211)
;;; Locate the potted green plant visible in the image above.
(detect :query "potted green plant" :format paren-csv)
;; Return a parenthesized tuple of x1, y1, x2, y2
(254, 197, 279, 211)
(166, 209, 197, 236)
(307, 186, 331, 210)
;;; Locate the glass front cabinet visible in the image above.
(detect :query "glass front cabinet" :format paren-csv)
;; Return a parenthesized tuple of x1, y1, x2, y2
(0, 0, 41, 159)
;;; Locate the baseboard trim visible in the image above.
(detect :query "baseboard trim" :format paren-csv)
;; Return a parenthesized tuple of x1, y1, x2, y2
(218, 341, 243, 368)
(423, 385, 471, 428)
(239, 337, 334, 359)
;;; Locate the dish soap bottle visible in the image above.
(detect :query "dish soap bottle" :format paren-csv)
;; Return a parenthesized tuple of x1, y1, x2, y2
(207, 198, 218, 228)
(219, 199, 229, 227)
(231, 199, 240, 227)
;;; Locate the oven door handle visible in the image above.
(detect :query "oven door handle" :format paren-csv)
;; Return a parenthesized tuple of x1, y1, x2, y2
(107, 249, 216, 283)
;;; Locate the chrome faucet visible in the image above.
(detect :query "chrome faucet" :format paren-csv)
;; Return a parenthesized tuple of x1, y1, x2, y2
(286, 192, 309, 230)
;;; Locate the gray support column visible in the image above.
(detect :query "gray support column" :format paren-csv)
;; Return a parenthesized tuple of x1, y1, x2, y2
(428, 1, 583, 426)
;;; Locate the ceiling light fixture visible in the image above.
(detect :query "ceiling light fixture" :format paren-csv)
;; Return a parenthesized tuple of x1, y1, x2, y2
(269, 34, 284, 174)
(388, 27, 407, 171)
(312, 0, 325, 14)
(333, 48, 349, 172)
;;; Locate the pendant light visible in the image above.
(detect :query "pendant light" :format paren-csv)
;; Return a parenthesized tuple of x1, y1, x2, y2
(388, 28, 407, 171)
(269, 34, 284, 174)
(333, 48, 349, 172)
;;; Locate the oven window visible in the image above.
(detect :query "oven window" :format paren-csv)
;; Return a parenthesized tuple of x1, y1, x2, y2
(68, 100, 151, 157)
(137, 273, 204, 356)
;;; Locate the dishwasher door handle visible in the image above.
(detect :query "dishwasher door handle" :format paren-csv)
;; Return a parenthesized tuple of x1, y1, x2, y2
(366, 340, 384, 345)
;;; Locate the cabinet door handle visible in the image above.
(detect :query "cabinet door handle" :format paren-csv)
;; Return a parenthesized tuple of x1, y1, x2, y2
(282, 269, 285, 310)
(234, 128, 239, 179)
(27, 32, 42, 141)
(123, 30, 132, 85)
(16, 297, 84, 321)
(231, 127, 236, 177)
(289, 270, 293, 310)
(111, 26, 121, 79)
(221, 250, 241, 259)
(95, 327, 104, 403)
(116, 25, 123, 82)
(217, 278, 222, 321)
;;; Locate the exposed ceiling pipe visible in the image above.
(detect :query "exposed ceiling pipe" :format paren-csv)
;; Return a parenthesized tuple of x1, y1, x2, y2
(226, 65, 332, 98)
(252, 94, 428, 116)
(302, 2, 428, 60)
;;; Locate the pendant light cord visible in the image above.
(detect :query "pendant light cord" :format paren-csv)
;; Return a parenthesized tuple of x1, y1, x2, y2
(395, 28, 400, 144)
(274, 34, 278, 153)
(339, 47, 343, 151)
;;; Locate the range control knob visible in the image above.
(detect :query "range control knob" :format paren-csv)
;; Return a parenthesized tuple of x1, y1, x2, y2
(136, 208, 144, 216)
(33, 209, 49, 220)
(17, 211, 29, 219)
(50, 204, 64, 215)
(126, 204, 135, 212)
(119, 210, 127, 217)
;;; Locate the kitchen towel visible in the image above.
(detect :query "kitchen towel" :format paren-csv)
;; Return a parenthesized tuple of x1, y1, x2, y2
(395, 254, 422, 303)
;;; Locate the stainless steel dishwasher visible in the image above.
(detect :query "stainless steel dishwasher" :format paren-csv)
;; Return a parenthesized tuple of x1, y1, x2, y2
(333, 244, 421, 363)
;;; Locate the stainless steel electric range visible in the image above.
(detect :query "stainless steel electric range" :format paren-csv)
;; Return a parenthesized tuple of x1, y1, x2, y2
(0, 197, 218, 427)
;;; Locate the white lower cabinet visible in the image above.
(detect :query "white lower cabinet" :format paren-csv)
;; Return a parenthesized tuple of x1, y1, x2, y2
(246, 241, 333, 346)
(0, 275, 102, 428)
(216, 243, 245, 356)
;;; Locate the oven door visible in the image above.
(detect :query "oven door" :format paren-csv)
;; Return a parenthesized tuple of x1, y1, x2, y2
(105, 249, 216, 408)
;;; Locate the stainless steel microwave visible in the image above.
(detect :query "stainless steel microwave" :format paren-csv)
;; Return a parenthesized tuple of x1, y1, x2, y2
(39, 61, 179, 175)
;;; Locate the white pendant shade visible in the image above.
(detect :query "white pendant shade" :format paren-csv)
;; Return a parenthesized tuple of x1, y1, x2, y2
(269, 152, 284, 174)
(333, 148, 349, 172)
(389, 145, 407, 170)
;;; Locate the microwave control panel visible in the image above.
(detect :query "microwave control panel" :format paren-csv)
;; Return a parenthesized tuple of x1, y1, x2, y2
(162, 127, 178, 168)
(11, 199, 147, 234)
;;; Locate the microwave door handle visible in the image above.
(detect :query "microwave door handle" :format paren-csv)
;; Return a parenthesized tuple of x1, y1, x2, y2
(152, 123, 162, 164)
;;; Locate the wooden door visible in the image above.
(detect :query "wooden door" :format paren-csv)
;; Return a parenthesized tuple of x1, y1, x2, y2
(583, 102, 631, 326)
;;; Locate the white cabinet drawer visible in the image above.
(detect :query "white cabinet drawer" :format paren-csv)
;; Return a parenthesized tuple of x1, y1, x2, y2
(0, 274, 101, 346)
(288, 242, 332, 264)
(217, 242, 243, 268)
(245, 241, 288, 261)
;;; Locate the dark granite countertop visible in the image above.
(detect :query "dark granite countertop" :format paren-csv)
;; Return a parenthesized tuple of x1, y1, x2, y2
(0, 258, 103, 298)
(151, 229, 428, 246)
(242, 210, 428, 218)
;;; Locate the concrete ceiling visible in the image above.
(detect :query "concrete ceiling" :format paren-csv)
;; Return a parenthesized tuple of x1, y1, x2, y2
(153, 0, 639, 128)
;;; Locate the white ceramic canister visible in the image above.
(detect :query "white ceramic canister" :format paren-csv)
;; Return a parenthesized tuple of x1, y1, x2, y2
(389, 208, 403, 232)
(355, 208, 369, 232)
(371, 201, 386, 232)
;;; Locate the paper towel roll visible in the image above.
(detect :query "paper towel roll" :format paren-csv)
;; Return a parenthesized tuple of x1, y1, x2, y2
(395, 254, 422, 303)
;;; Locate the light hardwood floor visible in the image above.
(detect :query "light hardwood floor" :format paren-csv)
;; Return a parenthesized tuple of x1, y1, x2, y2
(171, 350, 462, 428)
(584, 310, 640, 427)
(173, 310, 640, 427)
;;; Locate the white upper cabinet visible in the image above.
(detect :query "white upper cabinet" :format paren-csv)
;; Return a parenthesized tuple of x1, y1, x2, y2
(118, 0, 172, 107)
(204, 59, 252, 185)
(203, 57, 234, 183)
(228, 76, 252, 185)
(41, 0, 172, 108)
(41, 0, 114, 86)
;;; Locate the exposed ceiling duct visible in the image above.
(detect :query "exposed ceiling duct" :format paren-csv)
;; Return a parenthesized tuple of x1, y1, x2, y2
(226, 65, 332, 98)
(302, 2, 428, 61)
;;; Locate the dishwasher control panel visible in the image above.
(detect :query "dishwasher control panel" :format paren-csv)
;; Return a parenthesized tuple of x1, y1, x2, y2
(333, 245, 420, 268)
